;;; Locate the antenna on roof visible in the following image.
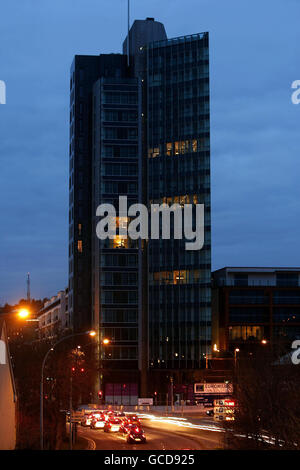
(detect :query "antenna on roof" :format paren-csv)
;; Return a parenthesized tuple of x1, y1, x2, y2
(127, 0, 130, 67)
(27, 272, 31, 302)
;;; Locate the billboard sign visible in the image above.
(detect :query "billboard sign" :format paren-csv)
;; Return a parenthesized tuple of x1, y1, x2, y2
(138, 398, 153, 406)
(194, 383, 233, 395)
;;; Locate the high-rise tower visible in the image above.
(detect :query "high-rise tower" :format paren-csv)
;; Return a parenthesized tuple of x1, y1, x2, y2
(69, 18, 211, 402)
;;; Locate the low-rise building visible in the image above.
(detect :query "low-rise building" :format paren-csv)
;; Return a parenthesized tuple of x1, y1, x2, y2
(38, 289, 70, 339)
(212, 267, 300, 354)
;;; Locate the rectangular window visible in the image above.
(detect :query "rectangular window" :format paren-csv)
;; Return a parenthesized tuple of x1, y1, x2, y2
(276, 273, 299, 287)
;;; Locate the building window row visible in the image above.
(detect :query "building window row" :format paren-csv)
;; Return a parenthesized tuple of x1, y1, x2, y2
(102, 290, 138, 305)
(103, 163, 138, 176)
(102, 309, 138, 323)
(104, 92, 137, 105)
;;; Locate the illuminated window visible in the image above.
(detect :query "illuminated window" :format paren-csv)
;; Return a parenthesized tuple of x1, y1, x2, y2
(179, 195, 189, 205)
(173, 270, 187, 284)
(192, 139, 197, 152)
(153, 147, 160, 158)
(112, 236, 128, 249)
(166, 142, 172, 156)
(175, 142, 179, 155)
(229, 326, 264, 341)
(78, 223, 82, 236)
(116, 217, 128, 230)
(77, 240, 83, 253)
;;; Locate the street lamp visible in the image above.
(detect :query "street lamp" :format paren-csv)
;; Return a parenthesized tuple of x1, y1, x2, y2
(234, 348, 240, 368)
(0, 307, 34, 321)
(40, 330, 96, 450)
(98, 338, 111, 404)
(17, 308, 30, 319)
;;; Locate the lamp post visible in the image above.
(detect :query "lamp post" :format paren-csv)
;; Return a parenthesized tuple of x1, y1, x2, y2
(98, 337, 110, 404)
(40, 330, 96, 450)
(205, 344, 220, 369)
(234, 348, 240, 369)
(170, 376, 174, 411)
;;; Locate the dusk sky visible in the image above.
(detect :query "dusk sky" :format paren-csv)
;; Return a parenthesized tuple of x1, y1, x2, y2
(0, 0, 299, 304)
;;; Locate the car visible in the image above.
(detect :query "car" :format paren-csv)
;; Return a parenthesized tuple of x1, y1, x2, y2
(125, 425, 146, 444)
(116, 411, 126, 417)
(119, 421, 132, 434)
(90, 416, 106, 429)
(103, 418, 123, 433)
(80, 414, 93, 427)
(126, 414, 141, 425)
(206, 409, 214, 417)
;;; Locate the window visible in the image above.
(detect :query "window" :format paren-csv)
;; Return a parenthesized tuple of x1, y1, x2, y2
(234, 274, 248, 287)
(276, 273, 299, 287)
(273, 307, 300, 323)
(102, 309, 138, 323)
(77, 240, 83, 253)
(229, 307, 269, 323)
(273, 291, 300, 304)
(229, 326, 264, 341)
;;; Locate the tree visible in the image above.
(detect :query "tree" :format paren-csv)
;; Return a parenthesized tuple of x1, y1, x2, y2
(223, 349, 300, 450)
(10, 334, 98, 449)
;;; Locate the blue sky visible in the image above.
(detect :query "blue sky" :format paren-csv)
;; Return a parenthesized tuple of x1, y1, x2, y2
(0, 0, 299, 303)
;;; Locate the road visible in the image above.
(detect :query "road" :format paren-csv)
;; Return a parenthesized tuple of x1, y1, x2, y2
(77, 415, 223, 450)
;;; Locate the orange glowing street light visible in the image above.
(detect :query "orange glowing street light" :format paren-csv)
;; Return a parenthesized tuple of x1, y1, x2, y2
(261, 339, 267, 345)
(18, 308, 30, 319)
(103, 338, 110, 345)
(89, 330, 97, 337)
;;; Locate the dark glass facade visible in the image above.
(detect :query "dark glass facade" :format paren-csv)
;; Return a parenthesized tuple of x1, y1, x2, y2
(92, 76, 141, 391)
(144, 34, 211, 370)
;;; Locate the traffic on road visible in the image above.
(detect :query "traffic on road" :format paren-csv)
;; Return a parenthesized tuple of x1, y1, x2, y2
(71, 408, 223, 450)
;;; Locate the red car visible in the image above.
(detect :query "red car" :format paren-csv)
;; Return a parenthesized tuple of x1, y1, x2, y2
(90, 416, 106, 429)
(125, 424, 146, 444)
(103, 417, 123, 433)
(126, 414, 141, 425)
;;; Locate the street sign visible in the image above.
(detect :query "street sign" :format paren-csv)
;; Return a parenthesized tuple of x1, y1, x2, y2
(194, 383, 233, 395)
(138, 398, 153, 405)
